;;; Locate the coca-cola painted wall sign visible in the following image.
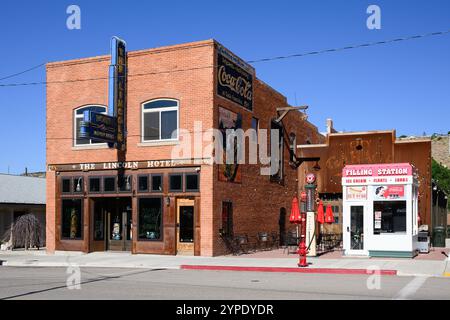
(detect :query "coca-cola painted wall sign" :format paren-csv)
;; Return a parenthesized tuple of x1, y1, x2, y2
(217, 52, 253, 111)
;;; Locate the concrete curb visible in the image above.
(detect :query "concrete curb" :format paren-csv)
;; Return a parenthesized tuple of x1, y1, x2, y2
(2, 261, 180, 270)
(180, 265, 398, 276)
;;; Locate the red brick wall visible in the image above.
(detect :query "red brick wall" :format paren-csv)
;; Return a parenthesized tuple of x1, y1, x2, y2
(212, 51, 325, 255)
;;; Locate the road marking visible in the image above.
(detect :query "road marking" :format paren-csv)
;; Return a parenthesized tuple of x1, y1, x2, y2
(393, 276, 429, 300)
(444, 273, 450, 277)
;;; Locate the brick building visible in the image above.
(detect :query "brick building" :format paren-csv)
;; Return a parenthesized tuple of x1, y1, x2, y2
(46, 39, 324, 256)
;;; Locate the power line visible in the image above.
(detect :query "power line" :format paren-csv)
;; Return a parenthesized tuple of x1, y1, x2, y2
(0, 62, 46, 81)
(247, 29, 450, 63)
(0, 65, 215, 87)
(1, 28, 449, 88)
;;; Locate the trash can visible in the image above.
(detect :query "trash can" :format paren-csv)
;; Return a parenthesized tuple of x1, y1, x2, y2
(432, 226, 446, 248)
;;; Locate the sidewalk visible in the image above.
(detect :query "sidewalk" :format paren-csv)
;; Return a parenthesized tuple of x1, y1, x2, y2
(1, 250, 449, 277)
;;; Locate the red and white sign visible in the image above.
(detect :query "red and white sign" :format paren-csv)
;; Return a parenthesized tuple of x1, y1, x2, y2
(346, 186, 368, 201)
(374, 185, 405, 200)
(342, 163, 413, 178)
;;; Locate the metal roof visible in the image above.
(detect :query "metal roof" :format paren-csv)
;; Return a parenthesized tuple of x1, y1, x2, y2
(0, 174, 46, 205)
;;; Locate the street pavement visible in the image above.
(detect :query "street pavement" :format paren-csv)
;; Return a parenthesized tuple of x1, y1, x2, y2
(0, 250, 449, 277)
(0, 267, 450, 300)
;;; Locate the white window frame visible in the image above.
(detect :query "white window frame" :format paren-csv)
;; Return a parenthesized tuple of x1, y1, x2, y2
(141, 99, 179, 143)
(73, 105, 108, 147)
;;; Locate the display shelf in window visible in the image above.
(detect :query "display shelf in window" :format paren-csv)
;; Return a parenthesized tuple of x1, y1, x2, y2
(138, 197, 163, 241)
(61, 199, 83, 240)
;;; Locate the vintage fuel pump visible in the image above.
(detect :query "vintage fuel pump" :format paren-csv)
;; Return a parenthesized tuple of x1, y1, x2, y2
(297, 173, 318, 267)
(298, 191, 308, 267)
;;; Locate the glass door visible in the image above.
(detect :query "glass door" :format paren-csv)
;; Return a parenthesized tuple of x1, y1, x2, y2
(107, 198, 132, 251)
(176, 199, 195, 255)
(350, 205, 364, 252)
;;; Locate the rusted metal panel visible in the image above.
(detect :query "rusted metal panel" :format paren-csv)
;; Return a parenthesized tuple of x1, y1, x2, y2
(395, 140, 432, 226)
(297, 131, 432, 225)
(299, 132, 395, 193)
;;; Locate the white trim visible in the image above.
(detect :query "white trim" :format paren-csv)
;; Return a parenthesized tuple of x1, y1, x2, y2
(141, 99, 179, 143)
(73, 105, 108, 147)
(72, 144, 110, 151)
(137, 141, 180, 147)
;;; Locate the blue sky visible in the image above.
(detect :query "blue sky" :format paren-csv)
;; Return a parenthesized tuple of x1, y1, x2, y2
(0, 0, 449, 174)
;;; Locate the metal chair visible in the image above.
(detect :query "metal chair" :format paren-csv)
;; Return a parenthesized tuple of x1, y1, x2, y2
(257, 232, 271, 251)
(234, 234, 254, 255)
(283, 231, 299, 254)
(270, 232, 280, 249)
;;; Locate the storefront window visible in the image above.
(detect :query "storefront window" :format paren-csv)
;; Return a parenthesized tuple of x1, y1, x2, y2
(104, 177, 116, 192)
(185, 173, 199, 192)
(62, 179, 71, 193)
(169, 174, 182, 192)
(118, 175, 132, 192)
(151, 174, 163, 192)
(62, 199, 83, 239)
(138, 175, 149, 192)
(138, 198, 163, 241)
(89, 177, 101, 193)
(374, 201, 407, 234)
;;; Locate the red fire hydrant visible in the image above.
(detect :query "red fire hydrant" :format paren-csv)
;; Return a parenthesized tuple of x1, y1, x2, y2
(298, 192, 308, 268)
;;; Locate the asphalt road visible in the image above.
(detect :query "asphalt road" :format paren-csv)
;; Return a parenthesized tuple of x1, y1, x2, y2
(0, 267, 449, 300)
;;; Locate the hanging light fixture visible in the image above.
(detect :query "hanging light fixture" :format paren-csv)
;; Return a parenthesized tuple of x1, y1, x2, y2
(125, 176, 131, 191)
(76, 177, 82, 192)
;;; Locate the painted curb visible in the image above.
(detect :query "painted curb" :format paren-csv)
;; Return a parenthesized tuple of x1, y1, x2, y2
(180, 265, 398, 276)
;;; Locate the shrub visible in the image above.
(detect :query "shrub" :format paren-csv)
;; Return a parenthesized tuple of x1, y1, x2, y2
(2, 214, 44, 250)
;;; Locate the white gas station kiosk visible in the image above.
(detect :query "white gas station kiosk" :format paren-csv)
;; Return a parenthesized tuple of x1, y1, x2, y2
(342, 163, 420, 258)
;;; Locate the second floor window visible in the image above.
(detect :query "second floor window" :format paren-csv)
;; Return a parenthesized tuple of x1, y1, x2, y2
(142, 99, 179, 142)
(74, 105, 108, 146)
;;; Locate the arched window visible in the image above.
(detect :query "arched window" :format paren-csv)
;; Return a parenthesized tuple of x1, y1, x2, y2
(73, 105, 107, 146)
(141, 99, 179, 142)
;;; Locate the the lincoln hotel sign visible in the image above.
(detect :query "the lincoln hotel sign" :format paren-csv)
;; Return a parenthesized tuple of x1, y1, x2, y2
(217, 52, 253, 111)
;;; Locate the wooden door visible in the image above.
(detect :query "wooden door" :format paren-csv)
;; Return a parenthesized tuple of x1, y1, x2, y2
(176, 199, 195, 255)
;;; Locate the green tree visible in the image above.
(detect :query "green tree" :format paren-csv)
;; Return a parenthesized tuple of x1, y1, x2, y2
(432, 159, 450, 209)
